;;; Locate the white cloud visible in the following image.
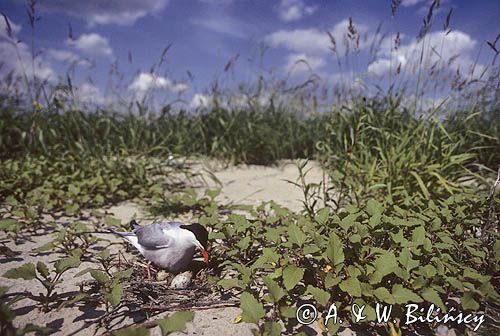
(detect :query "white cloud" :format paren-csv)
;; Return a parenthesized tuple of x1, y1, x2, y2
(74, 82, 105, 105)
(401, 0, 426, 7)
(264, 18, 368, 55)
(37, 0, 170, 26)
(0, 15, 22, 38)
(0, 17, 55, 91)
(67, 33, 113, 58)
(265, 28, 330, 54)
(190, 93, 212, 109)
(285, 53, 325, 75)
(129, 72, 188, 94)
(190, 17, 247, 38)
(47, 49, 92, 67)
(368, 30, 480, 77)
(277, 0, 317, 22)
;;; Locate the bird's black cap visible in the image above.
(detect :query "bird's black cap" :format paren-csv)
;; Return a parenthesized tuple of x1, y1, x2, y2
(181, 223, 209, 250)
(129, 219, 140, 231)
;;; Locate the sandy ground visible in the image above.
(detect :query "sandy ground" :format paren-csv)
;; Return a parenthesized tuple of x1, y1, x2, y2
(1, 160, 329, 336)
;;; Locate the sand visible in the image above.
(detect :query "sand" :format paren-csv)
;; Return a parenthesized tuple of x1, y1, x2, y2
(1, 160, 327, 335)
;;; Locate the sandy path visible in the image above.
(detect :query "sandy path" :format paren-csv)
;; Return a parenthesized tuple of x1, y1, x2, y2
(1, 160, 326, 335)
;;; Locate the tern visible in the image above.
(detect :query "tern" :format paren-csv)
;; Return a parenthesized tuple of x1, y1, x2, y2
(110, 220, 209, 279)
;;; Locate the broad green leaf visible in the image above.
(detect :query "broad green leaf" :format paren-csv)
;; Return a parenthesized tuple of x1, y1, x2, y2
(3, 263, 37, 280)
(421, 288, 446, 311)
(315, 208, 330, 225)
(104, 283, 123, 307)
(412, 226, 426, 245)
(392, 284, 423, 304)
(282, 265, 304, 291)
(373, 287, 395, 305)
(36, 261, 50, 278)
(54, 256, 81, 274)
(461, 292, 480, 310)
(326, 233, 344, 267)
(263, 321, 281, 336)
(240, 292, 265, 325)
(366, 199, 383, 216)
(115, 326, 150, 336)
(339, 277, 362, 297)
(288, 224, 307, 247)
(218, 278, 241, 290)
(158, 311, 195, 335)
(90, 270, 109, 284)
(370, 252, 398, 283)
(306, 285, 331, 306)
(262, 276, 285, 303)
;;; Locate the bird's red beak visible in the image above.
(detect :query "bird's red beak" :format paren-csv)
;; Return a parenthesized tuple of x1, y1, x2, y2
(199, 246, 209, 264)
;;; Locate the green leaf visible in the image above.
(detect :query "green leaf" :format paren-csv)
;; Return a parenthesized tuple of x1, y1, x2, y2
(3, 263, 37, 280)
(392, 284, 423, 304)
(306, 285, 331, 306)
(158, 311, 195, 335)
(0, 219, 19, 231)
(115, 326, 150, 336)
(326, 233, 344, 267)
(54, 256, 81, 274)
(58, 292, 88, 309)
(370, 252, 398, 283)
(282, 265, 304, 291)
(421, 288, 446, 311)
(262, 276, 285, 303)
(103, 283, 123, 307)
(263, 321, 281, 336)
(315, 208, 330, 224)
(114, 268, 134, 281)
(373, 287, 395, 305)
(218, 278, 241, 290)
(366, 199, 383, 216)
(240, 292, 265, 325)
(99, 249, 111, 260)
(412, 226, 426, 245)
(90, 270, 109, 284)
(36, 261, 50, 278)
(34, 241, 56, 252)
(339, 277, 362, 297)
(288, 224, 307, 247)
(461, 292, 480, 310)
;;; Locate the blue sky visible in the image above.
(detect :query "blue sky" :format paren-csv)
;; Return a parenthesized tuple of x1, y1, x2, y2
(1, 0, 498, 110)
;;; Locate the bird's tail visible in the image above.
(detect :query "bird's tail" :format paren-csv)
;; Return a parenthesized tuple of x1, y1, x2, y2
(106, 227, 143, 253)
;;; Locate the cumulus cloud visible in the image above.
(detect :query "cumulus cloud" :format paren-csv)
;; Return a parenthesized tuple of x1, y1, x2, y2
(190, 17, 247, 38)
(264, 18, 368, 55)
(47, 49, 92, 67)
(401, 0, 426, 7)
(190, 93, 212, 109)
(37, 0, 170, 26)
(0, 16, 55, 93)
(129, 73, 189, 94)
(67, 33, 113, 58)
(0, 15, 22, 38)
(277, 0, 317, 22)
(265, 28, 330, 54)
(367, 30, 481, 77)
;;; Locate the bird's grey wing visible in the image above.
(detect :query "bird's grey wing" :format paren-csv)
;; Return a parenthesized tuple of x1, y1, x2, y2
(134, 222, 181, 249)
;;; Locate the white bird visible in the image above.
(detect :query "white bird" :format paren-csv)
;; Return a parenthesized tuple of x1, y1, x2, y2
(110, 220, 209, 279)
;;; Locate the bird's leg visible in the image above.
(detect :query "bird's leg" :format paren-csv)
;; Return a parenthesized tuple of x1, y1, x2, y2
(147, 261, 152, 280)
